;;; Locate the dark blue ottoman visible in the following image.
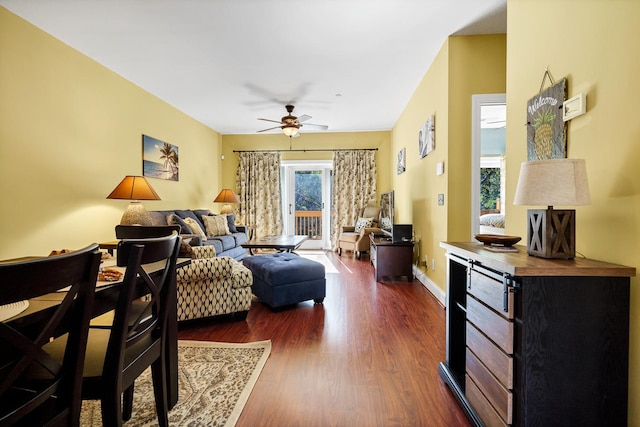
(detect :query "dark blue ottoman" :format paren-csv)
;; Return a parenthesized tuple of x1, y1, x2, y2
(242, 252, 326, 309)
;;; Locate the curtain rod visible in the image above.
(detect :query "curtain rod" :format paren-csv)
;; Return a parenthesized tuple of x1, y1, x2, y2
(232, 148, 378, 153)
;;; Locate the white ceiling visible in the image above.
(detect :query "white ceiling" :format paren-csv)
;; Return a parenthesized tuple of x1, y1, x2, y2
(1, 0, 506, 135)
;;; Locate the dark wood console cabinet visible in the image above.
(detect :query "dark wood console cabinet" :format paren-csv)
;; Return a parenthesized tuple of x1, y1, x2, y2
(369, 235, 413, 282)
(439, 242, 635, 427)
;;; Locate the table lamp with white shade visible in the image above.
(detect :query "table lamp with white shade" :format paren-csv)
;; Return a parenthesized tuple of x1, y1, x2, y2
(513, 159, 590, 259)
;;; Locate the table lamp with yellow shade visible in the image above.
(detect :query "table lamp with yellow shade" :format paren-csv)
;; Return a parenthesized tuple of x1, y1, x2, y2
(107, 175, 161, 225)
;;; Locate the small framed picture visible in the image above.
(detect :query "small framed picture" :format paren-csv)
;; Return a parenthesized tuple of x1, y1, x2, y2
(419, 115, 435, 158)
(397, 147, 406, 175)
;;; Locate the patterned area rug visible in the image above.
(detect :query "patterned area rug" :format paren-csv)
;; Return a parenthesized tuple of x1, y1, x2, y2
(80, 340, 271, 426)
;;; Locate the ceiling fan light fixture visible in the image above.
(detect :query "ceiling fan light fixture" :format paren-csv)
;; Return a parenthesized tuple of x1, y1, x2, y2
(282, 125, 299, 137)
(258, 105, 325, 136)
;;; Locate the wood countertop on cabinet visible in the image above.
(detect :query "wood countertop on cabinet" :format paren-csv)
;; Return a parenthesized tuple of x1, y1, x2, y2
(440, 242, 636, 278)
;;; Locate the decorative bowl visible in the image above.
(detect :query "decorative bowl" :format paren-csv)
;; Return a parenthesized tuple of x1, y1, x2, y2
(475, 234, 521, 247)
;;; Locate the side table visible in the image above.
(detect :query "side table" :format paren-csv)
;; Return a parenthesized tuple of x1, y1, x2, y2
(369, 235, 414, 282)
(99, 241, 119, 255)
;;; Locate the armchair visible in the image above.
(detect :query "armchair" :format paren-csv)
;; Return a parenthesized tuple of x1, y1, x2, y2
(176, 246, 253, 322)
(337, 205, 381, 259)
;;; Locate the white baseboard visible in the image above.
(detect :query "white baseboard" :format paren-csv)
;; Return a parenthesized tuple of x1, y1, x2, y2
(413, 265, 446, 307)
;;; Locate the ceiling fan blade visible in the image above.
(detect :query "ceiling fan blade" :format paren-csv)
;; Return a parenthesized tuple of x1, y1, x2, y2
(257, 125, 282, 133)
(258, 118, 283, 124)
(301, 123, 329, 131)
(297, 114, 312, 123)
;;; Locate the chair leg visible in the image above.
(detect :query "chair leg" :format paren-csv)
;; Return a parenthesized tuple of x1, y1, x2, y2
(151, 356, 169, 427)
(101, 387, 123, 427)
(123, 384, 134, 421)
(338, 247, 342, 256)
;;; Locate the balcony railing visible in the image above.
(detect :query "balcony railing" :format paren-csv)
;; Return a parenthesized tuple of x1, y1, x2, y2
(295, 210, 322, 240)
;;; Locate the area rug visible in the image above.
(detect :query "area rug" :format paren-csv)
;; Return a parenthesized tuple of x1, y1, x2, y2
(80, 340, 271, 427)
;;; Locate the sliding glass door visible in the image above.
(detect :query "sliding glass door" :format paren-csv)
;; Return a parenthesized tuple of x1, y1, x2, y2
(281, 161, 332, 249)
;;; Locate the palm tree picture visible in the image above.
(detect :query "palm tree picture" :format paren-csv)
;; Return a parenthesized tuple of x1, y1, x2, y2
(143, 135, 179, 181)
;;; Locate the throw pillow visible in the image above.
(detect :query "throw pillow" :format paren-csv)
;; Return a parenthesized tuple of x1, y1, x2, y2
(193, 209, 214, 226)
(380, 217, 393, 230)
(183, 217, 206, 239)
(224, 213, 238, 233)
(178, 240, 194, 258)
(354, 217, 374, 233)
(166, 214, 193, 234)
(202, 215, 231, 237)
(175, 210, 202, 227)
(147, 211, 168, 226)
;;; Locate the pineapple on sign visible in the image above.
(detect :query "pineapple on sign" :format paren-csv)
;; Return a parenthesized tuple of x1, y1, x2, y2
(526, 78, 568, 160)
(533, 107, 555, 159)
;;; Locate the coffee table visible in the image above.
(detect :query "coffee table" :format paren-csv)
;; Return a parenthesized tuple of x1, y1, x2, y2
(241, 234, 308, 255)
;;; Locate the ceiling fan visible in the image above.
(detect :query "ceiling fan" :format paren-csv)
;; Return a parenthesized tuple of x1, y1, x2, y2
(257, 105, 328, 137)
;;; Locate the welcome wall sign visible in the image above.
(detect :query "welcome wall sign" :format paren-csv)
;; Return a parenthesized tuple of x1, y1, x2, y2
(526, 77, 568, 160)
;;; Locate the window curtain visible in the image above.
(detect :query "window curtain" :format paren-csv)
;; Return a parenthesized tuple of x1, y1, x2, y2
(235, 152, 283, 238)
(331, 150, 377, 249)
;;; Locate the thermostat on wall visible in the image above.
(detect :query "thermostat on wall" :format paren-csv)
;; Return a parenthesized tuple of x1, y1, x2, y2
(563, 93, 586, 122)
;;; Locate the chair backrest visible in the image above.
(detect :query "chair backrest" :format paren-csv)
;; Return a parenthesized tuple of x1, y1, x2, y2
(359, 205, 381, 227)
(115, 225, 181, 239)
(103, 233, 180, 384)
(0, 244, 101, 426)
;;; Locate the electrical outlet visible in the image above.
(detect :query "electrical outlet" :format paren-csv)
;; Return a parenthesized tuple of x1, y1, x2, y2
(438, 193, 444, 205)
(432, 259, 436, 271)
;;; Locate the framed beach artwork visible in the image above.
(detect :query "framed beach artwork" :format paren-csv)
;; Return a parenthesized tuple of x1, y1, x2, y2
(397, 147, 406, 175)
(143, 135, 179, 181)
(419, 115, 435, 158)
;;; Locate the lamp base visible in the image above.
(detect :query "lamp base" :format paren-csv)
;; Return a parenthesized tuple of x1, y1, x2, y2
(120, 201, 152, 226)
(526, 207, 576, 259)
(219, 204, 234, 215)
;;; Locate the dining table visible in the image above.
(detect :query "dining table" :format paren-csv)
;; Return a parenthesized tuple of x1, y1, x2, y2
(1, 254, 191, 409)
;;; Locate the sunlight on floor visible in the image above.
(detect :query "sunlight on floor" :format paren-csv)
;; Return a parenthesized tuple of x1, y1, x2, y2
(297, 250, 340, 274)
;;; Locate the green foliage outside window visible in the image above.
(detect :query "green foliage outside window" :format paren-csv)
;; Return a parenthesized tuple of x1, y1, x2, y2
(295, 171, 322, 211)
(480, 168, 500, 210)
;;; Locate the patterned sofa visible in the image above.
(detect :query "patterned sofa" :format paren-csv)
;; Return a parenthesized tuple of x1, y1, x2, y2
(176, 246, 253, 322)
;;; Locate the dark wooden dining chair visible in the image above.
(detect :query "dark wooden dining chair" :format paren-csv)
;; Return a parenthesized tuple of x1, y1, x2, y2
(91, 225, 182, 331)
(0, 244, 102, 427)
(114, 225, 180, 239)
(82, 233, 179, 426)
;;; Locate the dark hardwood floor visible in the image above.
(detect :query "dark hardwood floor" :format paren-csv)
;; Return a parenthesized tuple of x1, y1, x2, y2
(178, 250, 471, 427)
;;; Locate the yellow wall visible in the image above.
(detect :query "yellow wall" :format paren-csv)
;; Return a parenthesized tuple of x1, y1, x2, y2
(220, 132, 391, 198)
(0, 8, 223, 259)
(4, 1, 639, 420)
(391, 34, 506, 289)
(505, 1, 640, 421)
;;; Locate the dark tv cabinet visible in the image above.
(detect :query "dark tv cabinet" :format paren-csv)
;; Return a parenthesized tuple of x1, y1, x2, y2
(439, 242, 635, 427)
(369, 235, 413, 282)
